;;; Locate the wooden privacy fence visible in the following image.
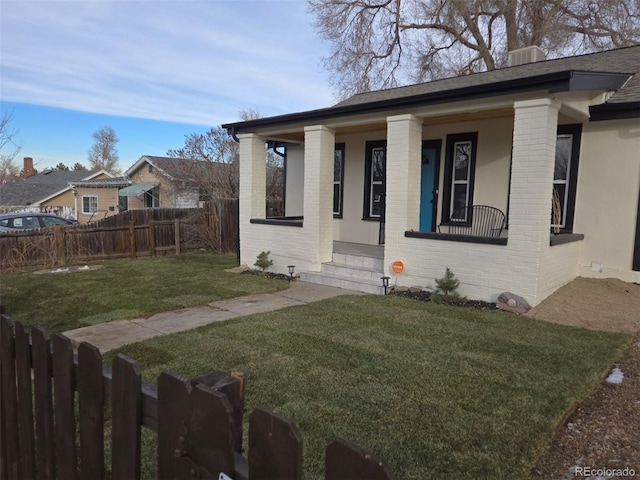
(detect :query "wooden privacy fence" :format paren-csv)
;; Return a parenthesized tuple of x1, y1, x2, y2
(0, 316, 395, 480)
(0, 200, 239, 272)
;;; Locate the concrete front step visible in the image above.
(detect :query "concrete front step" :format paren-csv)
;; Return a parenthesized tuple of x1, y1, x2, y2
(332, 252, 384, 271)
(321, 262, 384, 282)
(300, 271, 385, 295)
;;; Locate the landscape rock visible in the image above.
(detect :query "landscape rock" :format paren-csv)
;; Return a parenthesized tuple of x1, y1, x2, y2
(497, 292, 531, 312)
(391, 286, 410, 292)
(224, 264, 252, 274)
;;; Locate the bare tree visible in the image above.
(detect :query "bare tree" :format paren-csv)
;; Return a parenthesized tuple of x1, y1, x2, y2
(167, 126, 239, 199)
(88, 126, 120, 174)
(309, 0, 640, 98)
(0, 111, 21, 182)
(168, 109, 285, 213)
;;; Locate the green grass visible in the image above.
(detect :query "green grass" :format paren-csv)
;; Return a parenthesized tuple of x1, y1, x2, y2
(107, 295, 631, 480)
(0, 252, 287, 333)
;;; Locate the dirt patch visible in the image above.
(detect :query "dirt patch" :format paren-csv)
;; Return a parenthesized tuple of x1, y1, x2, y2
(530, 278, 640, 479)
(534, 277, 640, 334)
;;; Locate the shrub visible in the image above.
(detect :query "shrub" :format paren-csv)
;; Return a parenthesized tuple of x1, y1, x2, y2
(254, 251, 273, 273)
(432, 267, 466, 304)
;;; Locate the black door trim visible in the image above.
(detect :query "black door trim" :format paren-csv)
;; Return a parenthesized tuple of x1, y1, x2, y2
(633, 185, 640, 271)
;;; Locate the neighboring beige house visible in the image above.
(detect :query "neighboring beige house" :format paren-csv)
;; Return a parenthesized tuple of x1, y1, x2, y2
(70, 177, 131, 223)
(120, 156, 230, 209)
(0, 157, 111, 220)
(222, 46, 640, 306)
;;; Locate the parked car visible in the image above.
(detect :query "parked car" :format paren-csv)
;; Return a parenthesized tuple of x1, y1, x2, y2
(0, 213, 76, 232)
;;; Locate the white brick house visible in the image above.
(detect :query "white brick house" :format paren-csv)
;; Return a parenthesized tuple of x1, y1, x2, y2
(223, 46, 640, 306)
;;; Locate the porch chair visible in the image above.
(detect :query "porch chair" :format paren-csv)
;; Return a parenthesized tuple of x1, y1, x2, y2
(440, 205, 506, 237)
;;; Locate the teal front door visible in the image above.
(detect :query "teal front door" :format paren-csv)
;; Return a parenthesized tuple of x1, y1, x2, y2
(419, 140, 441, 232)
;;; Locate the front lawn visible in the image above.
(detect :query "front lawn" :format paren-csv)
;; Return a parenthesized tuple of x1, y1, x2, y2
(110, 295, 630, 479)
(0, 252, 287, 333)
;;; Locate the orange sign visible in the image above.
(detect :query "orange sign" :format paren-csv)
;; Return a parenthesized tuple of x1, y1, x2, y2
(391, 261, 404, 274)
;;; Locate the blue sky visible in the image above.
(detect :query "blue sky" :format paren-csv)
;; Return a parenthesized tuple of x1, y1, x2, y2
(0, 0, 334, 172)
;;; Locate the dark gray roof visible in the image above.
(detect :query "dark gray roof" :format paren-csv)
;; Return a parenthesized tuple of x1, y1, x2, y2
(335, 46, 640, 107)
(0, 170, 102, 207)
(222, 46, 640, 132)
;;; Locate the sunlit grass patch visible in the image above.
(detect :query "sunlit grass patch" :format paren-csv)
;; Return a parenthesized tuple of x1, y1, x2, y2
(110, 295, 630, 479)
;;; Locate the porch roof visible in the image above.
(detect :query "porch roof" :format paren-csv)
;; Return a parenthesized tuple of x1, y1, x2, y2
(222, 46, 639, 134)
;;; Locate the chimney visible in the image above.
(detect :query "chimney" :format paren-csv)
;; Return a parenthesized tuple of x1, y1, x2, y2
(508, 46, 545, 67)
(23, 157, 35, 178)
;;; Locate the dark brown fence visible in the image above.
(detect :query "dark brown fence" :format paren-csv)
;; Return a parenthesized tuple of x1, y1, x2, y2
(0, 200, 239, 272)
(0, 316, 395, 480)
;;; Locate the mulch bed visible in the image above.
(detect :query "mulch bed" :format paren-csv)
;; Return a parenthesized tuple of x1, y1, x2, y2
(388, 288, 497, 310)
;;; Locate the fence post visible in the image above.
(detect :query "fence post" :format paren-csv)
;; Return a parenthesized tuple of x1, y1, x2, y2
(149, 220, 156, 257)
(112, 354, 142, 480)
(55, 227, 67, 266)
(157, 372, 191, 480)
(32, 327, 56, 480)
(52, 334, 78, 480)
(248, 407, 303, 480)
(15, 322, 36, 479)
(78, 343, 105, 480)
(325, 438, 395, 480)
(129, 221, 136, 259)
(174, 219, 181, 255)
(0, 316, 19, 479)
(175, 386, 235, 479)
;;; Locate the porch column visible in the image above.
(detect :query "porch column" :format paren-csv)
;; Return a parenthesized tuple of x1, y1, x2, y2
(509, 98, 560, 303)
(238, 133, 266, 222)
(304, 125, 335, 266)
(385, 114, 422, 257)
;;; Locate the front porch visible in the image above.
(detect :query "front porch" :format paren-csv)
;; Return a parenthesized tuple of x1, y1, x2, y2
(238, 97, 593, 305)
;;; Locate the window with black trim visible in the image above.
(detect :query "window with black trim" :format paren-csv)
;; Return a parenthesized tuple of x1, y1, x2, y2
(333, 143, 345, 217)
(552, 124, 581, 232)
(363, 140, 386, 220)
(441, 132, 478, 223)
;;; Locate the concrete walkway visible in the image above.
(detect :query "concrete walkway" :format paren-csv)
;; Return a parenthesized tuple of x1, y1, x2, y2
(63, 282, 360, 353)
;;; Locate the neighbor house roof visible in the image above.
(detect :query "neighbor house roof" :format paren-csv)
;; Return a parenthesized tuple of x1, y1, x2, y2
(0, 169, 109, 207)
(126, 155, 233, 184)
(222, 46, 640, 133)
(70, 177, 130, 188)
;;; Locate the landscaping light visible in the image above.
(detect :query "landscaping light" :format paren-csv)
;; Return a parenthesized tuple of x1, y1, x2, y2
(381, 276, 390, 295)
(288, 265, 296, 282)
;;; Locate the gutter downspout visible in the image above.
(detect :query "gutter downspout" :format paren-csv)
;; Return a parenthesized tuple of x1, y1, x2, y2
(226, 127, 239, 142)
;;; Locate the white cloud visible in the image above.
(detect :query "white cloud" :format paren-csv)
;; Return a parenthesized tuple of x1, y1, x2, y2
(0, 0, 334, 125)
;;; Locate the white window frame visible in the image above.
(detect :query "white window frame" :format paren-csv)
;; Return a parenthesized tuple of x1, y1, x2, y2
(82, 195, 98, 214)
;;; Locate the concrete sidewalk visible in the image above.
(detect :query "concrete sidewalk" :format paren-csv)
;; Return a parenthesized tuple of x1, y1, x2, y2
(63, 281, 360, 353)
